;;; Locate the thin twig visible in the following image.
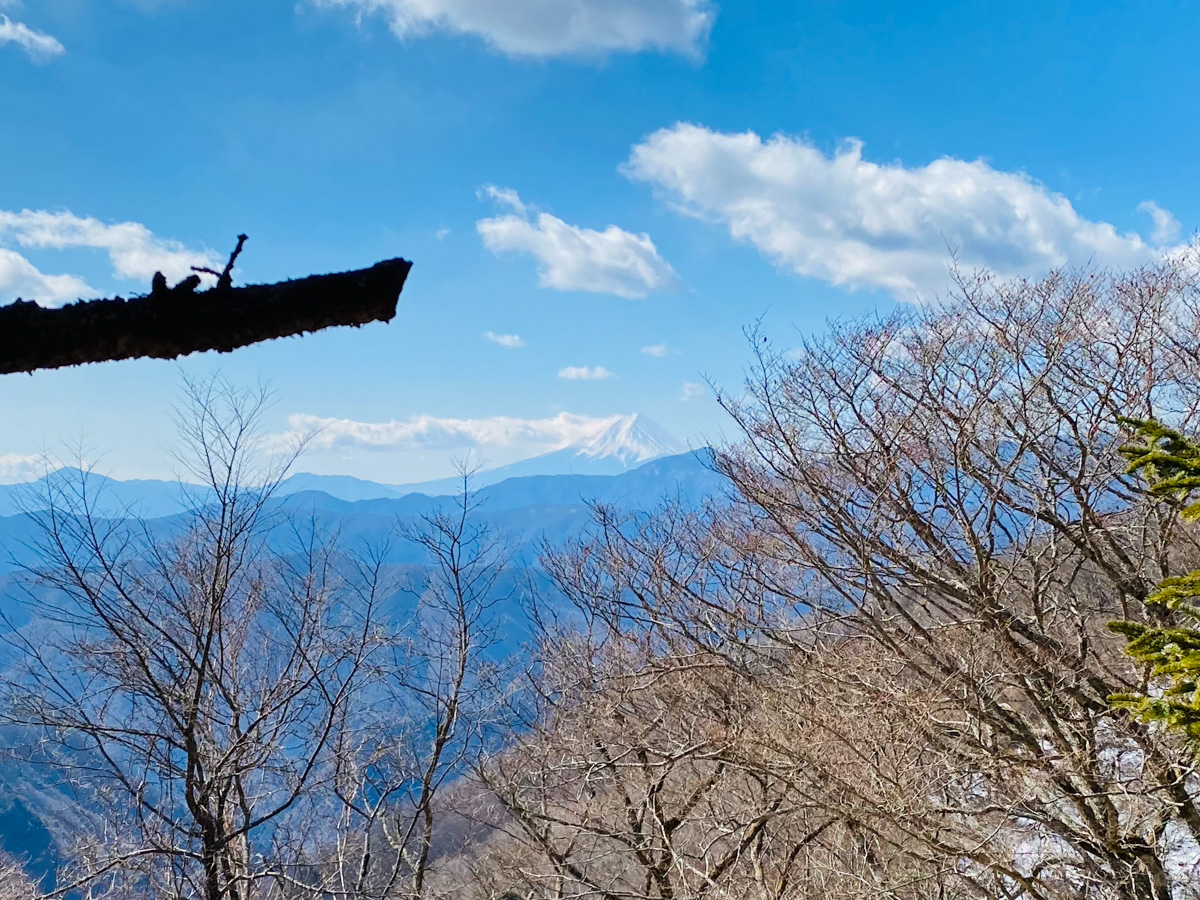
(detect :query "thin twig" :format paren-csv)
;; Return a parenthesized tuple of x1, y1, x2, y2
(193, 233, 250, 290)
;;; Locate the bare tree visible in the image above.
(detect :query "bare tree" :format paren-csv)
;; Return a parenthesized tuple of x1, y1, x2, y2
(1, 377, 383, 900)
(478, 630, 827, 900)
(712, 259, 1200, 898)
(482, 257, 1200, 900)
(302, 468, 520, 900)
(0, 851, 42, 900)
(471, 502, 928, 900)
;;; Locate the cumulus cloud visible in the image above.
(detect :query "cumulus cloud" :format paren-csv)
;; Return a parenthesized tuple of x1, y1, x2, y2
(0, 249, 94, 306)
(0, 453, 46, 485)
(558, 365, 615, 381)
(0, 209, 218, 307)
(0, 210, 217, 281)
(0, 15, 65, 61)
(625, 123, 1177, 301)
(477, 187, 678, 299)
(312, 0, 714, 58)
(642, 343, 671, 357)
(286, 411, 631, 452)
(679, 381, 706, 401)
(482, 330, 525, 349)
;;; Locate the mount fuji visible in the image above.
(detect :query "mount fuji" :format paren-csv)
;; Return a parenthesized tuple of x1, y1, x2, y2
(448, 413, 685, 481)
(279, 414, 689, 500)
(0, 416, 699, 515)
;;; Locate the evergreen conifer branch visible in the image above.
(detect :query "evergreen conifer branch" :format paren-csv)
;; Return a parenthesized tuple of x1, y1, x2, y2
(1109, 416, 1200, 748)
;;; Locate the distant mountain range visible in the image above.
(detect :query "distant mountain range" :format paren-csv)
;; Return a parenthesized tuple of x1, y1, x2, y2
(0, 449, 723, 579)
(0, 414, 695, 517)
(279, 413, 687, 500)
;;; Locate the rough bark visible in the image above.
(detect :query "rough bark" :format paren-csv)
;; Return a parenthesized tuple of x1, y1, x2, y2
(0, 257, 412, 375)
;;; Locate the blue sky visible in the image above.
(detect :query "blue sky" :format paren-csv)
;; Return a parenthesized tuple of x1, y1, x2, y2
(1, 0, 1197, 482)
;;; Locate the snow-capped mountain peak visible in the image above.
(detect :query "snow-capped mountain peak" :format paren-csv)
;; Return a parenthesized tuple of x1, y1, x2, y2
(572, 414, 685, 465)
(271, 415, 689, 499)
(418, 414, 686, 488)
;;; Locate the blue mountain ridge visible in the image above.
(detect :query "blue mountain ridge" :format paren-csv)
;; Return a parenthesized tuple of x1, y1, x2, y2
(0, 450, 722, 576)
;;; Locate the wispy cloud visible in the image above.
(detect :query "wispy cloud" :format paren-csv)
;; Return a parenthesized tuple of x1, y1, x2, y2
(680, 381, 706, 402)
(284, 411, 630, 452)
(481, 186, 526, 214)
(642, 343, 671, 357)
(0, 15, 65, 61)
(477, 187, 678, 299)
(482, 330, 526, 349)
(626, 123, 1179, 301)
(558, 365, 615, 381)
(1138, 200, 1182, 246)
(311, 0, 714, 58)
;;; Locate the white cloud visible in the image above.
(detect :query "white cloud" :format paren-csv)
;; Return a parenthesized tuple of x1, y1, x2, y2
(0, 15, 65, 61)
(312, 0, 714, 58)
(625, 123, 1175, 301)
(480, 185, 526, 215)
(680, 381, 706, 401)
(558, 365, 615, 381)
(482, 330, 525, 349)
(0, 209, 219, 306)
(435, 227, 451, 240)
(286, 411, 630, 452)
(477, 187, 678, 299)
(1138, 200, 1182, 246)
(0, 210, 217, 282)
(0, 249, 94, 307)
(642, 343, 670, 357)
(0, 453, 46, 485)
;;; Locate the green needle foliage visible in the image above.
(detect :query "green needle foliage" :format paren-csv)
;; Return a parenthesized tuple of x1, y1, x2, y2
(1109, 416, 1200, 748)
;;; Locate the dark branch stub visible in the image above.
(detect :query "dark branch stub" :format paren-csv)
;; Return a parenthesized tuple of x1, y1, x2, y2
(0, 248, 412, 375)
(191, 233, 250, 291)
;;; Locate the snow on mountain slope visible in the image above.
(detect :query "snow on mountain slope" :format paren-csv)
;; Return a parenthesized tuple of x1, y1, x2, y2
(573, 413, 684, 464)
(390, 414, 688, 495)
(277, 415, 687, 500)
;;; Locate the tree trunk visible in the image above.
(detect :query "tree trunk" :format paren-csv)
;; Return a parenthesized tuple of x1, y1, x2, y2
(0, 257, 412, 375)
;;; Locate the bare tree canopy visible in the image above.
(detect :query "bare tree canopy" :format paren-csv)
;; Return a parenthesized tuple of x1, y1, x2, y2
(3, 378, 386, 899)
(469, 257, 1200, 900)
(0, 254, 412, 375)
(0, 386, 518, 900)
